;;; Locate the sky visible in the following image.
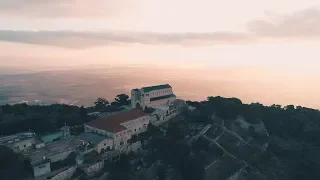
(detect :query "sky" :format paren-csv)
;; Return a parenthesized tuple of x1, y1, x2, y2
(0, 0, 320, 108)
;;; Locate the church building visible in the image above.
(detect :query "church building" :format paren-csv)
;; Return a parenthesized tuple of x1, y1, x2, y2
(131, 84, 176, 109)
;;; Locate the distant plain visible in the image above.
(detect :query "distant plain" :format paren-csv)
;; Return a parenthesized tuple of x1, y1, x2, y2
(1, 65, 319, 109)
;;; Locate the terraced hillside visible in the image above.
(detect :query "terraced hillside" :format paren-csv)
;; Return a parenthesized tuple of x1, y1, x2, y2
(189, 114, 287, 180)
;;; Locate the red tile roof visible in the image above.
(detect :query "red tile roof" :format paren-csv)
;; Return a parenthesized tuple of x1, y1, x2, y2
(86, 110, 148, 133)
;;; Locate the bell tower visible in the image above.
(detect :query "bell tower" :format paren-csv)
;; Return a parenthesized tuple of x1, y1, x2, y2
(131, 88, 141, 109)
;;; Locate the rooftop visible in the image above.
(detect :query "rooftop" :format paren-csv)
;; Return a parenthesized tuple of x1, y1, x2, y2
(40, 132, 63, 143)
(35, 166, 75, 180)
(32, 158, 51, 167)
(150, 94, 176, 102)
(76, 132, 111, 145)
(23, 138, 82, 163)
(0, 132, 36, 145)
(86, 109, 148, 133)
(152, 105, 170, 111)
(142, 84, 172, 92)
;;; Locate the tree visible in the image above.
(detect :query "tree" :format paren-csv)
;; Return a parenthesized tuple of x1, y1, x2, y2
(186, 100, 200, 109)
(157, 163, 167, 180)
(115, 94, 130, 106)
(192, 137, 209, 152)
(204, 96, 243, 120)
(180, 154, 205, 180)
(285, 105, 295, 111)
(108, 154, 131, 180)
(147, 124, 163, 137)
(110, 101, 120, 107)
(166, 122, 186, 141)
(0, 104, 85, 136)
(79, 106, 88, 122)
(94, 98, 109, 111)
(117, 154, 131, 172)
(271, 104, 282, 109)
(79, 106, 87, 117)
(0, 146, 24, 180)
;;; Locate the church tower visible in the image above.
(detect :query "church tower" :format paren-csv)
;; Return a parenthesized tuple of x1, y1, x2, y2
(60, 123, 70, 138)
(131, 89, 141, 109)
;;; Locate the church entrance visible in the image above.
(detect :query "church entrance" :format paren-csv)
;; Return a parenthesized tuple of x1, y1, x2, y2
(135, 103, 142, 110)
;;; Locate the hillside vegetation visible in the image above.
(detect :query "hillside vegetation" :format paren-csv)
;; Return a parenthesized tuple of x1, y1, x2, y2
(0, 95, 130, 135)
(185, 96, 320, 180)
(1, 95, 320, 180)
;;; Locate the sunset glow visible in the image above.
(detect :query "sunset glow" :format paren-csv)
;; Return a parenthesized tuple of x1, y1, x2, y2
(1, 0, 320, 108)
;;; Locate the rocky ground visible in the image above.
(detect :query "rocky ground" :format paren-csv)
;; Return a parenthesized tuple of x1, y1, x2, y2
(190, 115, 287, 180)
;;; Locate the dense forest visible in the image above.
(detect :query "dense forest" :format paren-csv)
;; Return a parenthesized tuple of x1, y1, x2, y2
(0, 94, 130, 135)
(186, 96, 320, 146)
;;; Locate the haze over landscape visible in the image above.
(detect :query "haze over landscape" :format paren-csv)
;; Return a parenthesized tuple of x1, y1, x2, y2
(1, 0, 320, 108)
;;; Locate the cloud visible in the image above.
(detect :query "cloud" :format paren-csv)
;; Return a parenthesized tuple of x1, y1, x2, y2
(248, 7, 320, 38)
(0, 0, 131, 18)
(1, 7, 320, 48)
(0, 30, 254, 48)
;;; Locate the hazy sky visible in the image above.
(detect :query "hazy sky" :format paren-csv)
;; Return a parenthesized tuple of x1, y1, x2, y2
(0, 0, 320, 108)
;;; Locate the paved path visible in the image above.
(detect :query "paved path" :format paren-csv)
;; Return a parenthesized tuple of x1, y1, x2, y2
(222, 125, 252, 147)
(187, 124, 211, 145)
(205, 159, 219, 170)
(203, 135, 248, 165)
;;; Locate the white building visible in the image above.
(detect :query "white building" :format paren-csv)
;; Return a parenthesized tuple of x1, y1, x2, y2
(149, 105, 177, 126)
(32, 159, 51, 178)
(84, 109, 149, 151)
(0, 132, 37, 152)
(76, 132, 113, 153)
(131, 84, 176, 109)
(81, 160, 104, 177)
(36, 165, 77, 180)
(148, 99, 186, 126)
(23, 138, 82, 177)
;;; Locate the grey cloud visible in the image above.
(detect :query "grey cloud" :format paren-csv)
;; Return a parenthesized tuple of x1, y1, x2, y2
(1, 7, 320, 48)
(0, 0, 130, 18)
(0, 30, 254, 48)
(248, 8, 320, 38)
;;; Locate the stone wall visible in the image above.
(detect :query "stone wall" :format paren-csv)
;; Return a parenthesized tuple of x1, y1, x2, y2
(50, 166, 76, 180)
(83, 161, 104, 177)
(33, 162, 51, 177)
(48, 150, 74, 163)
(96, 138, 113, 153)
(126, 141, 142, 153)
(11, 138, 37, 152)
